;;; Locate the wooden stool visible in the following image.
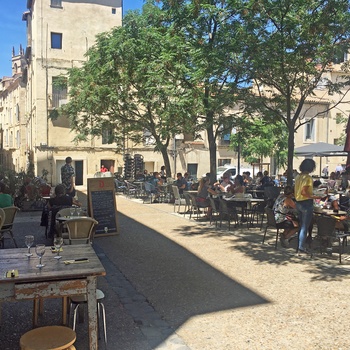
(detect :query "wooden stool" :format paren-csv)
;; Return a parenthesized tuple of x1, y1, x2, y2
(20, 325, 76, 350)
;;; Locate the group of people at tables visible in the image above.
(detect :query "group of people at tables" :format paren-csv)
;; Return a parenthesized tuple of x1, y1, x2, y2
(271, 159, 350, 254)
(173, 159, 350, 255)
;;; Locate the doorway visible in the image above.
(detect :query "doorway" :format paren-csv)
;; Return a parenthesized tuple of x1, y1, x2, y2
(75, 160, 83, 185)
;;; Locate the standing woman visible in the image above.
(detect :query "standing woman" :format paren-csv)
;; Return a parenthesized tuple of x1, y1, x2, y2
(294, 159, 321, 254)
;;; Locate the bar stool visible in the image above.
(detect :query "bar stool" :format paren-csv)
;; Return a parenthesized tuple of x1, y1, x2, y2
(20, 325, 76, 350)
(69, 288, 107, 344)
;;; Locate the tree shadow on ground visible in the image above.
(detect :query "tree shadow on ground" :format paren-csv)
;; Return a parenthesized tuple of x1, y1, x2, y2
(173, 221, 350, 282)
(96, 212, 269, 334)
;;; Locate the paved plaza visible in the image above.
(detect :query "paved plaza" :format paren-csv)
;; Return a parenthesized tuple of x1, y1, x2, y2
(1, 188, 350, 349)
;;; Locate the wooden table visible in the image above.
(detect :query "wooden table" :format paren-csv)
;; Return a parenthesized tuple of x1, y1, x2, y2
(0, 244, 106, 350)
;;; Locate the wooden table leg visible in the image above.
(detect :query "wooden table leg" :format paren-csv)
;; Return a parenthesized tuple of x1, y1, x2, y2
(62, 296, 68, 326)
(86, 276, 98, 350)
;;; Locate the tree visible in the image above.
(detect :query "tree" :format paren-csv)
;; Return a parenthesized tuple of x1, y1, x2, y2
(241, 0, 350, 184)
(63, 4, 198, 177)
(157, 0, 250, 183)
(230, 116, 289, 170)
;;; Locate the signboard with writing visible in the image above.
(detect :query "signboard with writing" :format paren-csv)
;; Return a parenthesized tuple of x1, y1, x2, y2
(87, 177, 118, 236)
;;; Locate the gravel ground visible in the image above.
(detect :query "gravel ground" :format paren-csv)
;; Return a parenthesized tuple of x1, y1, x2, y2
(1, 190, 350, 350)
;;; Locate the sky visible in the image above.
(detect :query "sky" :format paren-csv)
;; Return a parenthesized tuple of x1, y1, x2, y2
(0, 0, 145, 78)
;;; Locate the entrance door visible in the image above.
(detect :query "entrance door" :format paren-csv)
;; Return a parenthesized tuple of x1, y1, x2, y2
(75, 160, 84, 186)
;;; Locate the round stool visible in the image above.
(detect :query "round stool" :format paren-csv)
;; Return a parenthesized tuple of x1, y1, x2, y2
(20, 325, 76, 350)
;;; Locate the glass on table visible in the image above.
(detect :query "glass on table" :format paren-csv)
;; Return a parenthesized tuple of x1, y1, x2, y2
(53, 236, 63, 259)
(35, 244, 46, 268)
(69, 207, 76, 216)
(24, 235, 34, 257)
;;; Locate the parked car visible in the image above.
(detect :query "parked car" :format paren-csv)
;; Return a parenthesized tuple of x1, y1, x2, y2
(216, 165, 254, 180)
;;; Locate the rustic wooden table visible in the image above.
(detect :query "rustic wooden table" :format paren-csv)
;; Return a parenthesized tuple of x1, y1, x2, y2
(0, 244, 106, 350)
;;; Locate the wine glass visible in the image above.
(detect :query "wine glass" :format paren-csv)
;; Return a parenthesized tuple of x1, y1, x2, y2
(53, 236, 63, 259)
(76, 207, 82, 216)
(35, 244, 46, 268)
(24, 235, 34, 257)
(69, 207, 75, 217)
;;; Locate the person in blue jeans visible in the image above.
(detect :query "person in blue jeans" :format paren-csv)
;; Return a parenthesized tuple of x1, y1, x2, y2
(294, 159, 322, 254)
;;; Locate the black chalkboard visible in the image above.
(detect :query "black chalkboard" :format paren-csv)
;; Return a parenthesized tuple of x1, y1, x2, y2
(88, 178, 118, 236)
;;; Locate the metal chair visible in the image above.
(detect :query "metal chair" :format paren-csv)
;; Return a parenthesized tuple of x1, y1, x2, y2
(208, 196, 220, 227)
(218, 197, 239, 230)
(65, 217, 98, 245)
(142, 182, 155, 203)
(69, 289, 107, 344)
(0, 206, 19, 248)
(250, 201, 267, 230)
(264, 186, 281, 202)
(314, 215, 350, 263)
(182, 192, 192, 217)
(188, 193, 208, 220)
(172, 186, 186, 212)
(262, 207, 281, 249)
(124, 180, 138, 198)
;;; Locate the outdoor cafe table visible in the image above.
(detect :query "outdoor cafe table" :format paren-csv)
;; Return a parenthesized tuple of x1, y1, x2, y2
(313, 208, 347, 216)
(223, 196, 265, 223)
(56, 215, 91, 222)
(0, 244, 106, 350)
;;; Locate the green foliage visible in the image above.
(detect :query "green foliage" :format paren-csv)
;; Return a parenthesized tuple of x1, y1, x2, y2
(230, 116, 288, 167)
(63, 4, 201, 175)
(62, 0, 350, 182)
(240, 0, 350, 183)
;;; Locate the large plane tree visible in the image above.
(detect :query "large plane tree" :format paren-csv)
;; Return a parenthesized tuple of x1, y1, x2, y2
(241, 0, 350, 184)
(63, 4, 199, 177)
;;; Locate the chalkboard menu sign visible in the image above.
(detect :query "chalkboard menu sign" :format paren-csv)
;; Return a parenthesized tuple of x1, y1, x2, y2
(87, 177, 118, 236)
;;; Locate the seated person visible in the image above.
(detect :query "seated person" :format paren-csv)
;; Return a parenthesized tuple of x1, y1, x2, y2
(313, 180, 339, 211)
(326, 172, 337, 189)
(273, 185, 299, 247)
(48, 184, 81, 209)
(0, 182, 13, 208)
(46, 184, 81, 238)
(226, 175, 245, 196)
(183, 172, 192, 190)
(213, 174, 233, 193)
(260, 170, 274, 188)
(175, 173, 188, 195)
(243, 171, 253, 186)
(149, 172, 163, 203)
(196, 174, 216, 216)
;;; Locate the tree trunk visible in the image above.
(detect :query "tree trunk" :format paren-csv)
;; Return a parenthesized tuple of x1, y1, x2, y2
(159, 144, 172, 179)
(207, 124, 217, 184)
(287, 123, 295, 186)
